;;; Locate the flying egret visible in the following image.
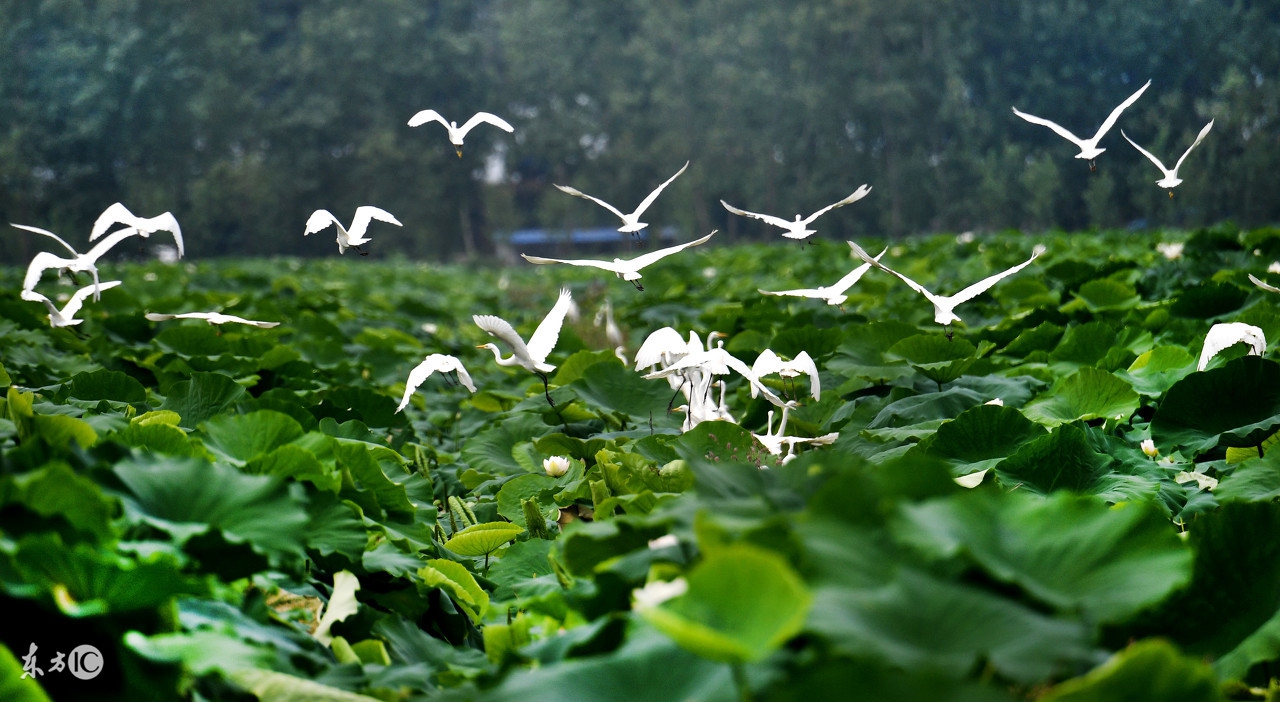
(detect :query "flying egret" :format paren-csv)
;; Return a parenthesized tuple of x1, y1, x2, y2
(1197, 322, 1266, 371)
(89, 202, 184, 257)
(396, 354, 476, 412)
(758, 247, 886, 305)
(554, 161, 689, 236)
(1122, 120, 1214, 197)
(16, 224, 146, 301)
(721, 184, 872, 241)
(1012, 79, 1151, 171)
(521, 231, 715, 291)
(474, 288, 573, 406)
(304, 206, 402, 255)
(145, 312, 281, 328)
(751, 349, 820, 401)
(407, 109, 514, 157)
(849, 239, 1042, 328)
(25, 280, 123, 328)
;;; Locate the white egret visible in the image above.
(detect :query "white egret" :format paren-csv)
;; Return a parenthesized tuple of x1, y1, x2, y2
(758, 247, 886, 305)
(521, 231, 715, 290)
(1122, 120, 1214, 196)
(751, 349, 820, 401)
(396, 354, 477, 412)
(145, 312, 281, 328)
(554, 161, 689, 236)
(16, 224, 146, 301)
(593, 299, 627, 364)
(407, 109, 514, 157)
(474, 288, 573, 406)
(304, 206, 402, 255)
(26, 280, 123, 328)
(1012, 79, 1151, 171)
(1197, 322, 1266, 371)
(89, 202, 184, 256)
(721, 185, 872, 241)
(848, 240, 1042, 328)
(645, 339, 788, 408)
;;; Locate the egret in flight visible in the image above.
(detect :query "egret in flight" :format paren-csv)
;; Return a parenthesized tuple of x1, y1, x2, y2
(396, 354, 477, 412)
(721, 184, 872, 241)
(849, 240, 1043, 329)
(407, 109, 514, 157)
(758, 247, 886, 305)
(304, 206, 402, 255)
(554, 161, 689, 237)
(1012, 79, 1151, 171)
(16, 224, 147, 301)
(1122, 120, 1214, 197)
(474, 288, 573, 406)
(90, 202, 184, 257)
(27, 280, 123, 328)
(145, 311, 281, 328)
(521, 231, 715, 290)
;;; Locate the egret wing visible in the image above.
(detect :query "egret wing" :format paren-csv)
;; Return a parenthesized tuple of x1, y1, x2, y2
(1011, 108, 1087, 147)
(554, 184, 628, 221)
(634, 326, 688, 369)
(304, 210, 340, 236)
(520, 254, 620, 273)
(848, 240, 934, 298)
(526, 288, 573, 364)
(460, 111, 514, 135)
(407, 109, 449, 128)
(720, 200, 794, 229)
(626, 230, 715, 269)
(1172, 120, 1214, 173)
(1249, 274, 1280, 294)
(802, 184, 872, 224)
(12, 223, 78, 256)
(1092, 79, 1151, 142)
(827, 248, 887, 294)
(949, 250, 1042, 305)
(62, 280, 122, 319)
(1121, 130, 1171, 175)
(631, 161, 689, 217)
(792, 351, 821, 399)
(349, 206, 402, 238)
(89, 202, 135, 241)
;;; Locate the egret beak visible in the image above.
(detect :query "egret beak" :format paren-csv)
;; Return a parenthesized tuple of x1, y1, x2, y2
(455, 147, 463, 158)
(1168, 191, 1174, 199)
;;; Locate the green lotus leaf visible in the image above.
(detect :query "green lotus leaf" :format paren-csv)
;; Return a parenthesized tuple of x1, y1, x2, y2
(443, 522, 524, 557)
(1118, 346, 1196, 396)
(114, 421, 202, 457)
(200, 409, 306, 465)
(1041, 639, 1222, 702)
(125, 630, 275, 677)
(154, 324, 230, 356)
(923, 404, 1047, 478)
(897, 491, 1192, 623)
(640, 543, 810, 663)
(229, 668, 386, 702)
(1048, 321, 1117, 368)
(0, 641, 52, 702)
(496, 472, 559, 527)
(32, 414, 98, 449)
(66, 368, 147, 404)
(994, 423, 1112, 494)
(1022, 367, 1140, 427)
(1151, 356, 1280, 455)
(570, 359, 683, 426)
(6, 461, 114, 539)
(886, 335, 979, 386)
(159, 372, 248, 430)
(418, 557, 489, 621)
(1169, 281, 1249, 319)
(0, 362, 10, 388)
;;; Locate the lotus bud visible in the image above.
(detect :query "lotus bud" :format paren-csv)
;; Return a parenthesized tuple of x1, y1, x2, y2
(1141, 439, 1158, 458)
(543, 455, 571, 477)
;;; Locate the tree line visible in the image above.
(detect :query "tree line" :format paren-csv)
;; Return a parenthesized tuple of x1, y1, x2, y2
(2, 0, 1277, 262)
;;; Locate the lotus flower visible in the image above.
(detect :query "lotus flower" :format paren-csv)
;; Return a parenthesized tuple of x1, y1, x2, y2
(543, 455, 571, 477)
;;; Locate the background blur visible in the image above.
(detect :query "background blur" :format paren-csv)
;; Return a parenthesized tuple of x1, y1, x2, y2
(1, 0, 1277, 261)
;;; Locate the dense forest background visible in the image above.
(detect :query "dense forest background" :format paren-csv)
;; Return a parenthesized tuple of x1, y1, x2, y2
(1, 0, 1277, 261)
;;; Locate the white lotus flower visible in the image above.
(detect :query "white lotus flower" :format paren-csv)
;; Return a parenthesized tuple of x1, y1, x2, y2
(1156, 242, 1184, 260)
(985, 398, 1004, 406)
(1141, 439, 1158, 458)
(543, 455, 571, 477)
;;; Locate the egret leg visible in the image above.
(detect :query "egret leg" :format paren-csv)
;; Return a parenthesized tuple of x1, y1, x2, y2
(667, 378, 688, 413)
(1088, 159, 1097, 173)
(630, 280, 645, 292)
(539, 372, 555, 406)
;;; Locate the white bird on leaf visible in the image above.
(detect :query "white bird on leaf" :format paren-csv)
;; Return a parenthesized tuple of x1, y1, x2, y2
(555, 161, 689, 236)
(407, 109, 514, 157)
(27, 280, 123, 328)
(758, 247, 886, 305)
(849, 240, 1043, 329)
(521, 231, 715, 291)
(396, 354, 477, 412)
(304, 206, 402, 255)
(145, 311, 281, 328)
(721, 184, 872, 241)
(474, 288, 573, 406)
(1012, 79, 1151, 171)
(1122, 120, 1214, 197)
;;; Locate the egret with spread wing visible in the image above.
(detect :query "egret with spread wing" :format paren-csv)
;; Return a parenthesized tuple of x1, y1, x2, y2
(407, 109, 514, 157)
(1012, 79, 1151, 171)
(555, 161, 689, 236)
(474, 288, 573, 406)
(521, 231, 715, 290)
(721, 184, 871, 241)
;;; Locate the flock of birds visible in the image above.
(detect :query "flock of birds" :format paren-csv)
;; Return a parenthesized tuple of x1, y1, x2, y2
(9, 88, 1267, 465)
